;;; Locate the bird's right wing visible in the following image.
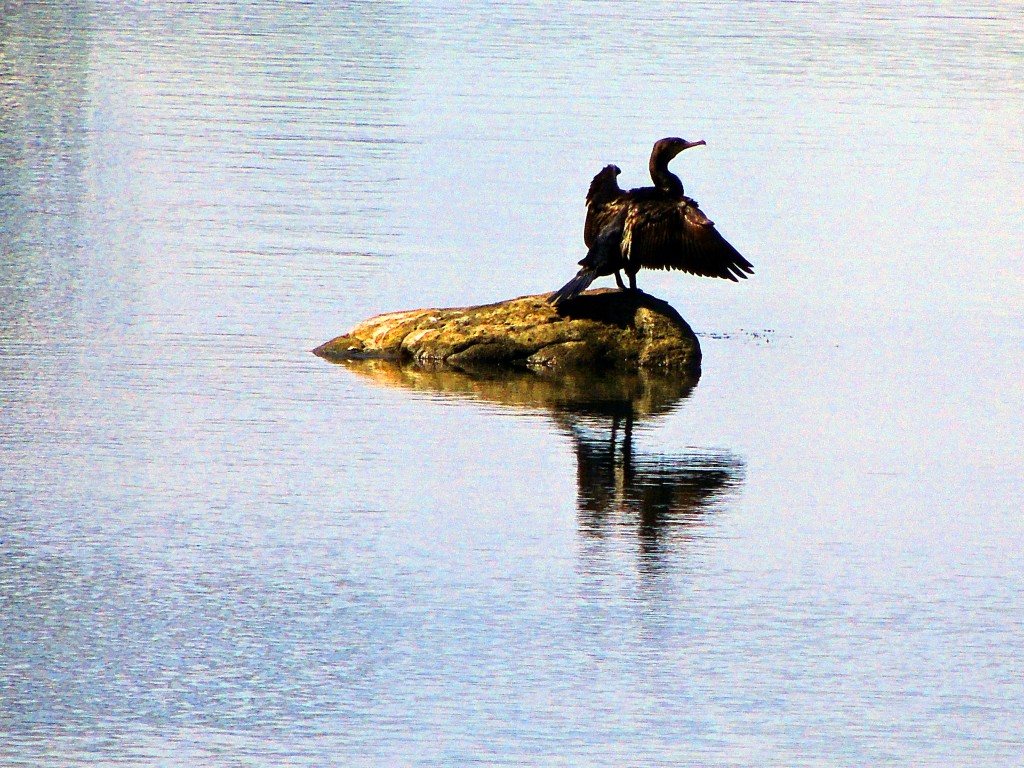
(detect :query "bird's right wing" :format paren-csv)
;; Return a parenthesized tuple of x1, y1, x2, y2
(623, 198, 754, 281)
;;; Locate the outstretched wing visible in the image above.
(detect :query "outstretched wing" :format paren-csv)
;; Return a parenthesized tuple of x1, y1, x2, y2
(622, 197, 754, 280)
(584, 165, 623, 248)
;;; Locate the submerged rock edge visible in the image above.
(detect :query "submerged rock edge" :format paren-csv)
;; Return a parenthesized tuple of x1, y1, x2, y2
(312, 289, 702, 372)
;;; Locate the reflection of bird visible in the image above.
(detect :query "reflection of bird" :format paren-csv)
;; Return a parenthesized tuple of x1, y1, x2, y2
(549, 138, 754, 305)
(541, 371, 741, 556)
(337, 354, 742, 565)
(565, 410, 743, 549)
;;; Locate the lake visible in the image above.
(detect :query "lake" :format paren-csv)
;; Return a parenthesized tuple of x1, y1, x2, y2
(1, 1, 1022, 765)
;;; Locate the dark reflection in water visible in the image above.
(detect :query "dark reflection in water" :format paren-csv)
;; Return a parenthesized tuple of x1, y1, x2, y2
(563, 411, 743, 559)
(338, 359, 745, 563)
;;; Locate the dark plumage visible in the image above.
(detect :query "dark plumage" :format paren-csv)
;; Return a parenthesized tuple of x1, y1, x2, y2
(584, 163, 623, 248)
(549, 138, 754, 305)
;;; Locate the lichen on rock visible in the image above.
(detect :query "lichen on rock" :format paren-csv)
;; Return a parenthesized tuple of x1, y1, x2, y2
(312, 288, 701, 373)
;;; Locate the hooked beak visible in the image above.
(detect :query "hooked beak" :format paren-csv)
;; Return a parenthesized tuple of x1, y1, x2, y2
(684, 139, 707, 150)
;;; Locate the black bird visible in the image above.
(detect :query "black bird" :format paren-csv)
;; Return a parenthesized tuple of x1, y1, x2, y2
(584, 163, 623, 251)
(549, 138, 754, 305)
(550, 164, 627, 302)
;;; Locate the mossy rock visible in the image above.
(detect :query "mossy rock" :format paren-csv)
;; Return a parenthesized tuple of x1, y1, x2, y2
(312, 289, 701, 373)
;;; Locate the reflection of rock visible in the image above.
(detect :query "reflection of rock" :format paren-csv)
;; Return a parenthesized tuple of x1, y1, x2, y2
(334, 357, 697, 419)
(333, 358, 743, 556)
(313, 289, 700, 372)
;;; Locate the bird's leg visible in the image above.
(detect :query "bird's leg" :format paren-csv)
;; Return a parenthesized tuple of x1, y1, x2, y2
(614, 271, 626, 290)
(628, 272, 638, 291)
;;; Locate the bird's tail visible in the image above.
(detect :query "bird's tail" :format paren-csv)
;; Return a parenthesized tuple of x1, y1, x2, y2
(547, 268, 598, 306)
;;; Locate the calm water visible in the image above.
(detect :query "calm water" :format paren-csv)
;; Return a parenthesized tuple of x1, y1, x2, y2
(2, 1, 1022, 765)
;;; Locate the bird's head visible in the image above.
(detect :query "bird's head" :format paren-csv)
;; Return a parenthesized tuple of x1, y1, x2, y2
(652, 137, 706, 164)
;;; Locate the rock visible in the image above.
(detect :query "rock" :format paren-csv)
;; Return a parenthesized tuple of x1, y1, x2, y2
(312, 288, 701, 372)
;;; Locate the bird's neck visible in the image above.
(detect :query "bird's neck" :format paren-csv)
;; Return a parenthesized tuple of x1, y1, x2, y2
(650, 161, 684, 195)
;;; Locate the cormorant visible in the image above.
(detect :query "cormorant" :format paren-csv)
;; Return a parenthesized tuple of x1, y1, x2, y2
(584, 163, 623, 249)
(549, 138, 754, 305)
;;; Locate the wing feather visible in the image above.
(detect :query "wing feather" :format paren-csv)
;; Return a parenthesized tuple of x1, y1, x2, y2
(584, 165, 623, 248)
(623, 197, 754, 280)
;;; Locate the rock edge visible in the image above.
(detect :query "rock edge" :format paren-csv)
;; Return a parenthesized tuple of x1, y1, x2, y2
(312, 288, 701, 372)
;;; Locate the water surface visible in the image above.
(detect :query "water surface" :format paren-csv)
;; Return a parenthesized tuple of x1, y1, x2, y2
(1, 1, 1022, 765)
